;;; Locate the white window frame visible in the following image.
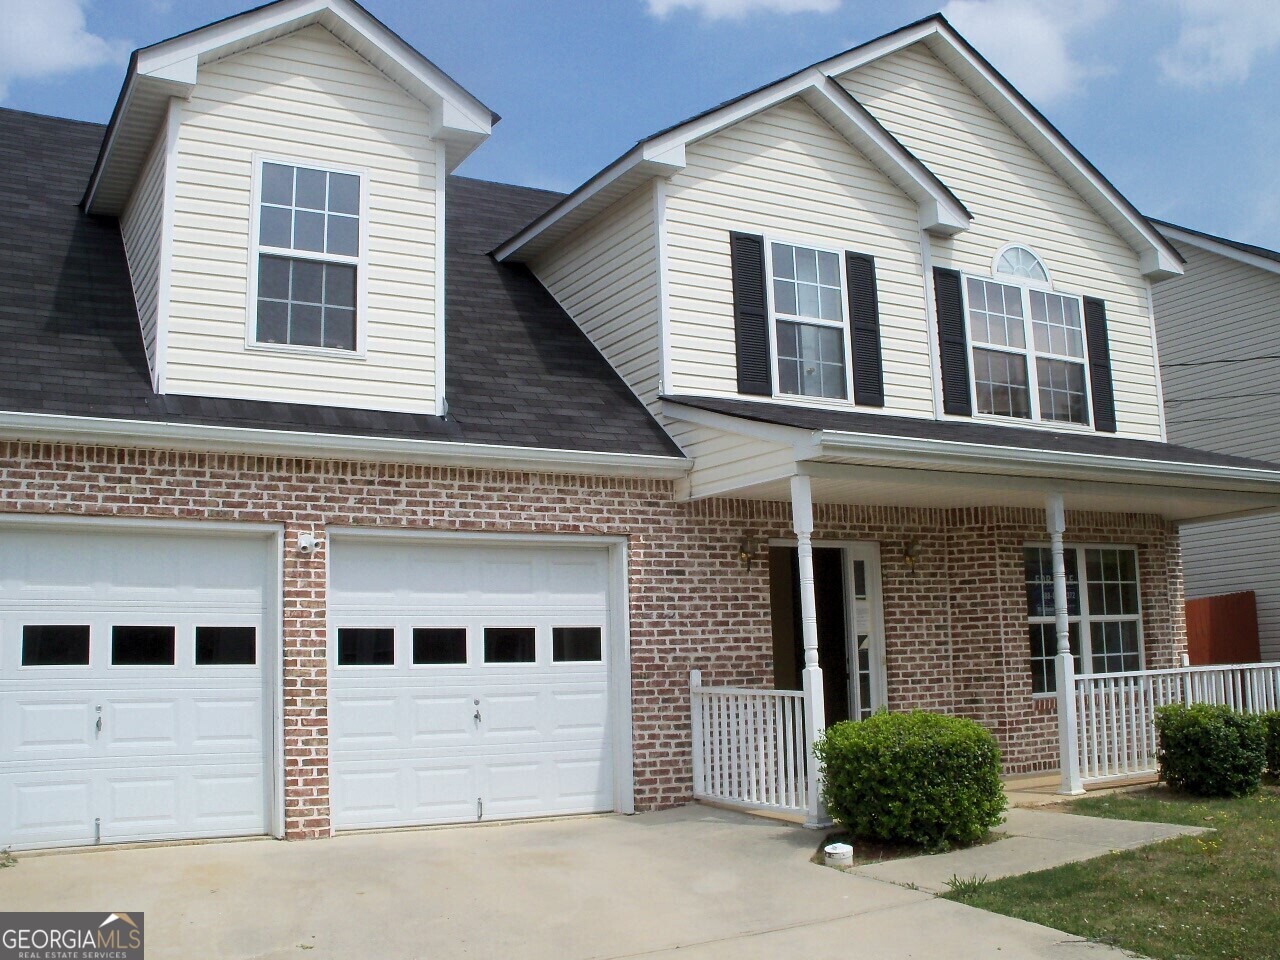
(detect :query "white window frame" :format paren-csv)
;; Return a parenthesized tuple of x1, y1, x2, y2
(992, 242, 1053, 287)
(961, 247, 1093, 430)
(246, 154, 370, 359)
(764, 235, 855, 407)
(1026, 542, 1146, 698)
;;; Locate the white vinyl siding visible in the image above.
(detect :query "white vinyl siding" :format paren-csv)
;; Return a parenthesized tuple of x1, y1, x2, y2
(840, 45, 1163, 439)
(663, 98, 934, 417)
(1181, 518, 1280, 663)
(532, 183, 661, 405)
(665, 420, 797, 499)
(1154, 240, 1280, 662)
(119, 130, 166, 381)
(166, 24, 440, 414)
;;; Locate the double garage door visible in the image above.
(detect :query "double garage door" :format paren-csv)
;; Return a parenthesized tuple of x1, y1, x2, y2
(0, 525, 275, 851)
(328, 537, 617, 830)
(1, 524, 619, 849)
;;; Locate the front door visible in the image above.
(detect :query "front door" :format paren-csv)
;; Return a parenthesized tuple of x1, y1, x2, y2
(769, 543, 885, 727)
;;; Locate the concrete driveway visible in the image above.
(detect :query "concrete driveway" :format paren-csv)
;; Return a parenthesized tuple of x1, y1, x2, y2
(1, 806, 1138, 959)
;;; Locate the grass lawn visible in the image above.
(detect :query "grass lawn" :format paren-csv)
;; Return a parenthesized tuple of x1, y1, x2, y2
(944, 783, 1280, 960)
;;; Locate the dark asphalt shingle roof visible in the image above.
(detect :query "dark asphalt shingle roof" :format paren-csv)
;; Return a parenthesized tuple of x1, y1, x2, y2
(1151, 218, 1280, 267)
(0, 107, 680, 458)
(664, 395, 1280, 472)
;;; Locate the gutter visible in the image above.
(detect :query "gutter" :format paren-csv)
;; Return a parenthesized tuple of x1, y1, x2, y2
(813, 429, 1280, 492)
(0, 411, 690, 480)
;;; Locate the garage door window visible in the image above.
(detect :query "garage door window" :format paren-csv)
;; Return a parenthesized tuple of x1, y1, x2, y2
(413, 628, 467, 665)
(111, 625, 176, 666)
(196, 626, 257, 666)
(484, 627, 535, 664)
(337, 628, 394, 666)
(553, 627, 602, 663)
(21, 625, 91, 666)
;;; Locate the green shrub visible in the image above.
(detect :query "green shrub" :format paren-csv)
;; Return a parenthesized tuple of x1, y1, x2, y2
(814, 711, 1005, 851)
(1155, 703, 1266, 797)
(1263, 712, 1280, 776)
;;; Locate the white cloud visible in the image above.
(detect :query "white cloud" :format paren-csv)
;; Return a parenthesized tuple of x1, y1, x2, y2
(1159, 0, 1280, 88)
(940, 0, 1113, 105)
(0, 0, 128, 101)
(646, 0, 840, 21)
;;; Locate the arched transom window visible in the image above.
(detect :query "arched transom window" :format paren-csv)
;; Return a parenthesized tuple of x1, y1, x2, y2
(995, 245, 1049, 283)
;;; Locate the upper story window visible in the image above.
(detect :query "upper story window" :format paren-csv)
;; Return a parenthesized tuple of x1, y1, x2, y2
(964, 246, 1090, 426)
(253, 160, 363, 352)
(768, 241, 850, 400)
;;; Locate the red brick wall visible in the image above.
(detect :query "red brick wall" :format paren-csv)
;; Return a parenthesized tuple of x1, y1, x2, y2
(0, 441, 1185, 835)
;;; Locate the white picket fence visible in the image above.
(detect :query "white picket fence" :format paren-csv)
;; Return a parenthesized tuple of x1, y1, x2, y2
(690, 670, 809, 817)
(1076, 661, 1280, 784)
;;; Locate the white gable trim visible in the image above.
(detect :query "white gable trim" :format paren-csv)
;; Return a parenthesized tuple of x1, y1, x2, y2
(1155, 222, 1280, 279)
(85, 0, 495, 215)
(495, 69, 970, 262)
(818, 18, 1182, 280)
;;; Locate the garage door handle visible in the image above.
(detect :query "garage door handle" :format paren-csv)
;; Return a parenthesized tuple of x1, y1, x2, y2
(473, 708, 482, 725)
(95, 716, 102, 735)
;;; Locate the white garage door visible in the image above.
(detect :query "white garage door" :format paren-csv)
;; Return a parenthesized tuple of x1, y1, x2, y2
(329, 538, 617, 830)
(0, 524, 275, 851)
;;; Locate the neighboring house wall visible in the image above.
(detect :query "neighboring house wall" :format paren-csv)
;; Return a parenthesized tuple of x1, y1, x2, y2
(532, 183, 661, 406)
(662, 98, 933, 415)
(166, 24, 442, 414)
(0, 439, 1185, 835)
(1154, 239, 1280, 661)
(839, 45, 1165, 440)
(119, 130, 165, 381)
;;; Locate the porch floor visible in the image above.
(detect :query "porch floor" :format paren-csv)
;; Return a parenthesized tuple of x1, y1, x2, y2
(1002, 772, 1158, 809)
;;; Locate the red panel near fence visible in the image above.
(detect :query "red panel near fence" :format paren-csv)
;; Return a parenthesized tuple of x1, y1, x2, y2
(1185, 591, 1260, 665)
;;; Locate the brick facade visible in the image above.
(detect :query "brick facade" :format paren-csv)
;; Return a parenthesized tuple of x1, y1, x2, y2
(0, 441, 1186, 837)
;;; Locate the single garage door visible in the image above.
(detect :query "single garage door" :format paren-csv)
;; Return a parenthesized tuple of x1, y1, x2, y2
(329, 537, 617, 830)
(0, 524, 275, 851)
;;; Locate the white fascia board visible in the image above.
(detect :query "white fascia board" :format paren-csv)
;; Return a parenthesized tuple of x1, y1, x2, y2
(1155, 223, 1280, 279)
(802, 78, 969, 236)
(817, 19, 1183, 280)
(814, 429, 1280, 494)
(0, 411, 690, 480)
(493, 144, 685, 262)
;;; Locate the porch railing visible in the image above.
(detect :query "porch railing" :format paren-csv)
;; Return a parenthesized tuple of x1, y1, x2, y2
(1075, 661, 1280, 784)
(690, 670, 809, 818)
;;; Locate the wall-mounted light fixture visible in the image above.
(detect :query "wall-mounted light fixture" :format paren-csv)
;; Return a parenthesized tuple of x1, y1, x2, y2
(739, 538, 764, 571)
(902, 539, 922, 573)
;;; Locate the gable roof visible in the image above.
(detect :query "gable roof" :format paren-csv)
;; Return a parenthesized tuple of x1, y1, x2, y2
(0, 107, 681, 465)
(496, 13, 1183, 280)
(1152, 218, 1280, 278)
(84, 0, 496, 215)
(494, 70, 971, 262)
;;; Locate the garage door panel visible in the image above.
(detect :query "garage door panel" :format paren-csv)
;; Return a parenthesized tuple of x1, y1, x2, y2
(330, 539, 617, 831)
(0, 527, 273, 850)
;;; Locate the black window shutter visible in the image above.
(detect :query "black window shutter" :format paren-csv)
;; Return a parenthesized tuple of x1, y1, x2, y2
(933, 267, 972, 416)
(1083, 297, 1117, 432)
(845, 252, 884, 407)
(729, 232, 772, 396)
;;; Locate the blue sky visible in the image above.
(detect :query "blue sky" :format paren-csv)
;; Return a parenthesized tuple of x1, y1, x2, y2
(4, 0, 1280, 248)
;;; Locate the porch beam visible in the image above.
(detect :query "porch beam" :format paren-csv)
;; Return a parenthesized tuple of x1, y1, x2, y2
(1048, 492, 1085, 796)
(791, 474, 828, 827)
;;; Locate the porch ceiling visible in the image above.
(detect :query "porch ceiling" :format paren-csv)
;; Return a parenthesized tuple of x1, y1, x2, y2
(721, 460, 1280, 524)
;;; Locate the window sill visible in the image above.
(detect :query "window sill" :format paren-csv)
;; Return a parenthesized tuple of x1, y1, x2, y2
(244, 340, 368, 362)
(964, 413, 1096, 434)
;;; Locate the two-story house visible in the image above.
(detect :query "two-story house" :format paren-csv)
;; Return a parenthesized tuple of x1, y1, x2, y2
(1151, 220, 1280, 663)
(4, 0, 1280, 851)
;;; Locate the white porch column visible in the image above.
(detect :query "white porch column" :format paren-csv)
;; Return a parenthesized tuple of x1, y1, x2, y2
(1048, 492, 1084, 796)
(791, 474, 828, 827)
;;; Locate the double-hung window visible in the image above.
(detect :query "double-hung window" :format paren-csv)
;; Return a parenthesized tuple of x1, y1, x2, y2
(768, 241, 850, 400)
(965, 246, 1090, 426)
(1024, 545, 1143, 694)
(253, 160, 362, 352)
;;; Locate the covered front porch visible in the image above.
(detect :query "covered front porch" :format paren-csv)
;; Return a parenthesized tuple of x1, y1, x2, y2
(667, 398, 1280, 826)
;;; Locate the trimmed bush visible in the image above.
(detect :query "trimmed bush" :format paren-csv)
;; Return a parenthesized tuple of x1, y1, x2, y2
(1263, 712, 1280, 776)
(1155, 703, 1266, 797)
(814, 711, 1005, 851)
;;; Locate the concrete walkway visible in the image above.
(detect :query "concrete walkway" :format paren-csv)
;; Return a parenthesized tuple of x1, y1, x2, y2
(851, 806, 1206, 894)
(0, 805, 1191, 960)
